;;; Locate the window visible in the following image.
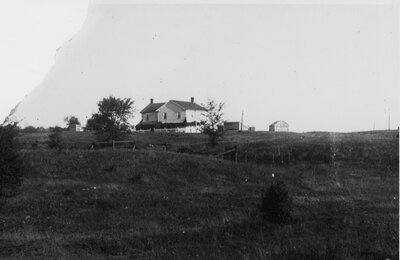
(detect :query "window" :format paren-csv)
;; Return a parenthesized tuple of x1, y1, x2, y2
(177, 112, 181, 119)
(164, 113, 167, 119)
(146, 114, 149, 121)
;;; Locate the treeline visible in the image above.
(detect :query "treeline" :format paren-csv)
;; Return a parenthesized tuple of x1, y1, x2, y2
(19, 126, 60, 134)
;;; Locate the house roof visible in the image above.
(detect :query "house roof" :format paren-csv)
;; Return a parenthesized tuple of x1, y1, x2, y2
(140, 103, 165, 113)
(270, 120, 288, 127)
(169, 100, 206, 111)
(140, 100, 206, 114)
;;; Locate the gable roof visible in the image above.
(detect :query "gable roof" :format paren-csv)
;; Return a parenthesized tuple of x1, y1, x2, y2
(270, 120, 289, 126)
(140, 102, 165, 113)
(169, 100, 206, 111)
(140, 100, 206, 114)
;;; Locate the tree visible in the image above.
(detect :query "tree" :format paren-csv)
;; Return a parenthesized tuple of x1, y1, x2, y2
(260, 181, 293, 225)
(0, 123, 23, 198)
(201, 99, 225, 146)
(64, 116, 81, 127)
(87, 95, 135, 141)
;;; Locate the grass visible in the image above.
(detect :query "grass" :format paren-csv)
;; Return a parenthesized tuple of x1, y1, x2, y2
(2, 130, 398, 258)
(1, 138, 399, 259)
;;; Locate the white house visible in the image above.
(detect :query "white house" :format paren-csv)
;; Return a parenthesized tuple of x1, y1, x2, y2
(136, 97, 206, 133)
(269, 121, 289, 132)
(68, 123, 83, 132)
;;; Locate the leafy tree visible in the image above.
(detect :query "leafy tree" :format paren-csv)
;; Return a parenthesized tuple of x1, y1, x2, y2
(64, 116, 81, 127)
(87, 95, 135, 141)
(0, 123, 23, 198)
(201, 99, 225, 146)
(86, 116, 101, 131)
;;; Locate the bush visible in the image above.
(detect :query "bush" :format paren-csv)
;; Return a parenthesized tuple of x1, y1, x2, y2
(261, 181, 293, 224)
(203, 126, 223, 147)
(48, 127, 64, 149)
(0, 124, 23, 198)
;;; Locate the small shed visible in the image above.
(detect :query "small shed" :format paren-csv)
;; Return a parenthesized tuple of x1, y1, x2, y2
(269, 121, 289, 132)
(224, 122, 240, 131)
(68, 124, 83, 132)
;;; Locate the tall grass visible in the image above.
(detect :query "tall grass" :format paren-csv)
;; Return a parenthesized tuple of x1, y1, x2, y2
(0, 143, 398, 258)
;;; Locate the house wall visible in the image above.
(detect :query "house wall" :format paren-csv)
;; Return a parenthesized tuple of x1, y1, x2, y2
(140, 101, 205, 126)
(68, 124, 83, 132)
(185, 110, 205, 123)
(158, 103, 185, 123)
(270, 121, 289, 132)
(153, 126, 202, 133)
(275, 125, 289, 132)
(224, 122, 240, 131)
(142, 112, 158, 122)
(269, 125, 275, 132)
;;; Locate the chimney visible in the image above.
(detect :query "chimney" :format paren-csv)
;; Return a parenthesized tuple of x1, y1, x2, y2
(191, 97, 194, 103)
(150, 98, 153, 104)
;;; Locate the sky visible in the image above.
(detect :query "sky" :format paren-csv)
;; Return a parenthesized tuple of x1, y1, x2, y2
(0, 0, 89, 124)
(1, 1, 399, 132)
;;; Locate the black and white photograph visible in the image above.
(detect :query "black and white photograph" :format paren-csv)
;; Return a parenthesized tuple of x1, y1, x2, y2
(0, 0, 399, 258)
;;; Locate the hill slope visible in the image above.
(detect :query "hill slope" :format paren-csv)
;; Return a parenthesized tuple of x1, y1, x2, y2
(1, 148, 398, 259)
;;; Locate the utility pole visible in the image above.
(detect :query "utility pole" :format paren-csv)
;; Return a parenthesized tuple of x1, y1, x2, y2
(240, 110, 244, 132)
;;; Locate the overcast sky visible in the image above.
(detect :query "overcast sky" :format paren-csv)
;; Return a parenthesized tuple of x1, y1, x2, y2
(1, 1, 399, 132)
(0, 0, 88, 124)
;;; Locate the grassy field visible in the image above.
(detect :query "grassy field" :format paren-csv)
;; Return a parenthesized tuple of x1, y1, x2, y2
(1, 130, 398, 258)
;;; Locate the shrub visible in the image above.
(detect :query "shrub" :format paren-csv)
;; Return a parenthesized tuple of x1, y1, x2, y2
(0, 124, 23, 198)
(48, 127, 64, 149)
(260, 181, 293, 224)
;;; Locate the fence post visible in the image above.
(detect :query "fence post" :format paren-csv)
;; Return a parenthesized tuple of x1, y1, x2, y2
(235, 150, 238, 162)
(112, 140, 115, 150)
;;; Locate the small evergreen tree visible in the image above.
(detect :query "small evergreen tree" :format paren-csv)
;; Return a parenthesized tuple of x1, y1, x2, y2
(261, 181, 293, 224)
(0, 123, 23, 198)
(48, 126, 64, 150)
